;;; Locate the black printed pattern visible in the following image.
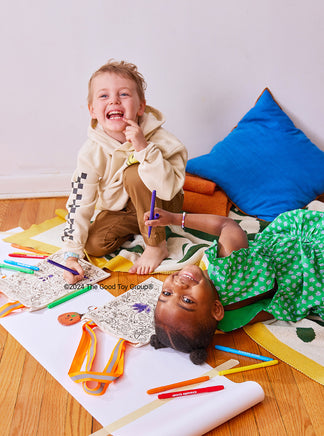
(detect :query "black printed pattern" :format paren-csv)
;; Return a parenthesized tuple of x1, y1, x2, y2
(85, 277, 162, 345)
(62, 172, 87, 242)
(0, 252, 110, 310)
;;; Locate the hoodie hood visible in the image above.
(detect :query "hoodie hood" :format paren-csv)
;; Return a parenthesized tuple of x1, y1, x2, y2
(139, 105, 165, 138)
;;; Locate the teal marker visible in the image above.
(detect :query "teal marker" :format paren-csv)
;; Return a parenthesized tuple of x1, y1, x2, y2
(0, 263, 34, 274)
(215, 345, 273, 362)
(4, 259, 40, 271)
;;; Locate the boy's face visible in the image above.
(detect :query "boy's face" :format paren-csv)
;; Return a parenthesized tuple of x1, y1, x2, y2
(155, 265, 224, 335)
(88, 72, 146, 142)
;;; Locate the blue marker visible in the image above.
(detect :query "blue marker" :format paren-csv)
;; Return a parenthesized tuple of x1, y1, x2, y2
(148, 190, 157, 238)
(215, 345, 273, 362)
(4, 259, 40, 271)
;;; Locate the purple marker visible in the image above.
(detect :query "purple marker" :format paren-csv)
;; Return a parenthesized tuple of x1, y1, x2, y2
(148, 190, 156, 238)
(47, 258, 79, 275)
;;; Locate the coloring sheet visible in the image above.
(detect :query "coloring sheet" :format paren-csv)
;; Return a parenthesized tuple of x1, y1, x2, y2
(0, 252, 110, 310)
(84, 277, 162, 346)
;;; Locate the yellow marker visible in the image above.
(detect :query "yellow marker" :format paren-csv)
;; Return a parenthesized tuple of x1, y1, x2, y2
(84, 250, 93, 265)
(218, 359, 278, 376)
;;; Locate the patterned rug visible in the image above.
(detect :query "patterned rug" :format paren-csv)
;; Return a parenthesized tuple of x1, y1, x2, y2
(3, 207, 270, 273)
(244, 317, 324, 385)
(3, 203, 323, 384)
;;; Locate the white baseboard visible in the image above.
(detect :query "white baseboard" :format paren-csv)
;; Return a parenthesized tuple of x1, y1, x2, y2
(0, 173, 71, 199)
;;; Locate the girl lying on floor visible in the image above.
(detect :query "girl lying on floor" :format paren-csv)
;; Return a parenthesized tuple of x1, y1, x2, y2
(144, 208, 324, 364)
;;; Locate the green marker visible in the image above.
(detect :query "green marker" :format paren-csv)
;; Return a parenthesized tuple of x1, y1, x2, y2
(47, 285, 92, 309)
(0, 263, 34, 274)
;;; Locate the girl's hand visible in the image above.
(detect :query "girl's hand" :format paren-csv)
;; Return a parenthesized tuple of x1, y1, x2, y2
(144, 207, 177, 227)
(63, 258, 85, 284)
(123, 119, 148, 151)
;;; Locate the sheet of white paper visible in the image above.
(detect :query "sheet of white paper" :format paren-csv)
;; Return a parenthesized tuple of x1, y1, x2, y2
(113, 379, 264, 436)
(0, 234, 214, 426)
(31, 222, 65, 247)
(0, 233, 264, 435)
(0, 289, 218, 427)
(0, 227, 23, 239)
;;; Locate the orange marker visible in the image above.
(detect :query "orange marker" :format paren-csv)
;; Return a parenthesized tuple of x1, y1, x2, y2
(147, 375, 210, 395)
(11, 244, 50, 255)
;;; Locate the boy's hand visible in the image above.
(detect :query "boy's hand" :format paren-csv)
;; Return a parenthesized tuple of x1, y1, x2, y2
(63, 257, 85, 284)
(124, 119, 148, 151)
(144, 207, 176, 227)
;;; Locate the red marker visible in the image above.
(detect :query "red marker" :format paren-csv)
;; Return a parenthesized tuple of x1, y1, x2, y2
(9, 253, 47, 259)
(158, 385, 224, 399)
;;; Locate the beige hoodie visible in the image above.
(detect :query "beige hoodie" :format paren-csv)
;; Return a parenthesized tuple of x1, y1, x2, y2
(62, 106, 187, 257)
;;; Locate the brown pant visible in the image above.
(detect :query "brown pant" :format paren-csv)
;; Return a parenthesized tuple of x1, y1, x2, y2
(85, 164, 183, 257)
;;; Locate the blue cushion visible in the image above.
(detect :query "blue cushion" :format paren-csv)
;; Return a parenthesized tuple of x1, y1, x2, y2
(186, 88, 324, 221)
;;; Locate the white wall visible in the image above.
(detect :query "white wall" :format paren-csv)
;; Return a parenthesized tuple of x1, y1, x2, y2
(1, 0, 324, 198)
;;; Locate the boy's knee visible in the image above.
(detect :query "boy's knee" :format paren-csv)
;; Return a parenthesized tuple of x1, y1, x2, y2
(85, 232, 129, 257)
(85, 237, 108, 257)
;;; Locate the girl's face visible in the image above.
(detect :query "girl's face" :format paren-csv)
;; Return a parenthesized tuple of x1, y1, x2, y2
(155, 265, 224, 335)
(88, 72, 146, 142)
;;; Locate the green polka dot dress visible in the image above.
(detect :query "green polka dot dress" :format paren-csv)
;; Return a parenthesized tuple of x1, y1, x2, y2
(206, 209, 324, 331)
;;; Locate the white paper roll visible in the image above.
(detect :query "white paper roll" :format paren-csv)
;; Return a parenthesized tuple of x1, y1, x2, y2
(114, 378, 264, 436)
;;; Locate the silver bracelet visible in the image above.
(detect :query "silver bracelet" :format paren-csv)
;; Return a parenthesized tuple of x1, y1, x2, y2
(181, 211, 186, 229)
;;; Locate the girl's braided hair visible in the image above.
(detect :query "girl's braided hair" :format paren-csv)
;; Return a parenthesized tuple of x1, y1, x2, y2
(150, 276, 220, 364)
(150, 319, 217, 365)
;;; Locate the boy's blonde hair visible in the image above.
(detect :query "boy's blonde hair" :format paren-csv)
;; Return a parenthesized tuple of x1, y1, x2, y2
(88, 60, 147, 104)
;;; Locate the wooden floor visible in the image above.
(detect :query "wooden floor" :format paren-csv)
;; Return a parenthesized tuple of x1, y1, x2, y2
(0, 198, 323, 436)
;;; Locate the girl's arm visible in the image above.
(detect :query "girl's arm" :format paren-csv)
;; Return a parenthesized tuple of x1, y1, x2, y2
(144, 208, 248, 257)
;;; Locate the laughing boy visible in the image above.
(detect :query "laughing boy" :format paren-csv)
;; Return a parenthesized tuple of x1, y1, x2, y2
(62, 60, 187, 283)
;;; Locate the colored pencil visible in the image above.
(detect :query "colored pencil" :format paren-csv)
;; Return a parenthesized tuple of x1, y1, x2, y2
(0, 263, 34, 274)
(215, 345, 273, 362)
(158, 385, 224, 399)
(148, 190, 156, 238)
(218, 360, 279, 376)
(47, 285, 92, 308)
(147, 375, 210, 394)
(4, 259, 40, 271)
